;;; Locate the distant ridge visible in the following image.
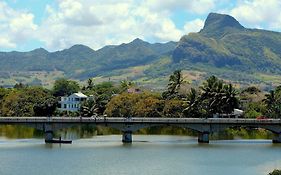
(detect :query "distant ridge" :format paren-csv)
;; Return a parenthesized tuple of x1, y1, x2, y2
(1, 12, 281, 90)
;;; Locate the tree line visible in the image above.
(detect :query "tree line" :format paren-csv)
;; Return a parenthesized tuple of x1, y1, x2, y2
(0, 70, 280, 118)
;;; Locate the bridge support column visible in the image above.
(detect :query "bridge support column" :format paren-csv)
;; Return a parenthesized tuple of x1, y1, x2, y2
(198, 132, 209, 143)
(272, 133, 281, 143)
(122, 131, 132, 143)
(45, 131, 54, 143)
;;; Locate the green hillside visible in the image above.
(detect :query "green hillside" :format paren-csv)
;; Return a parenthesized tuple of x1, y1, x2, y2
(0, 39, 177, 88)
(1, 13, 281, 90)
(172, 13, 281, 90)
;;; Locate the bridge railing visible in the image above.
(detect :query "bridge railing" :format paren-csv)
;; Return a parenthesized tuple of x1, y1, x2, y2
(0, 117, 280, 124)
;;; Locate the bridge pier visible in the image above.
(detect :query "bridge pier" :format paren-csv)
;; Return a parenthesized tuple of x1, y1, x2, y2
(45, 131, 54, 143)
(122, 131, 132, 143)
(272, 133, 281, 143)
(198, 132, 209, 143)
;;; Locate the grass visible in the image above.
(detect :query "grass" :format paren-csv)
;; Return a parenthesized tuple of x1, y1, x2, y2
(0, 71, 65, 88)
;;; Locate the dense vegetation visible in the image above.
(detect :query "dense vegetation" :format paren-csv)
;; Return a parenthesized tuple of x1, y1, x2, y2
(0, 71, 280, 120)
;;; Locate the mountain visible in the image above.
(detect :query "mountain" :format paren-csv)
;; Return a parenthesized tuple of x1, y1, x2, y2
(0, 39, 177, 87)
(172, 13, 281, 88)
(1, 12, 281, 90)
(200, 12, 245, 39)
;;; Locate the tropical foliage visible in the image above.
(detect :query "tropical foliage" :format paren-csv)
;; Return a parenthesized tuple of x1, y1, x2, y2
(269, 170, 281, 175)
(1, 87, 55, 116)
(162, 70, 185, 99)
(0, 72, 280, 120)
(182, 76, 239, 118)
(263, 86, 281, 118)
(52, 78, 80, 97)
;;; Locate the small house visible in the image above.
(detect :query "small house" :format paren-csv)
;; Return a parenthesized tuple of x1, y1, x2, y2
(58, 92, 88, 112)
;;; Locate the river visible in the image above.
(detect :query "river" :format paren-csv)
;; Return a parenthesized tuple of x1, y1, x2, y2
(0, 133, 280, 175)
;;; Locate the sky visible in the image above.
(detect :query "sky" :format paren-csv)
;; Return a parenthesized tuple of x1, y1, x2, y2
(1, 0, 281, 52)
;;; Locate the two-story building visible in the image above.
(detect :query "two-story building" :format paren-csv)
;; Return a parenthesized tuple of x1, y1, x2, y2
(58, 92, 88, 112)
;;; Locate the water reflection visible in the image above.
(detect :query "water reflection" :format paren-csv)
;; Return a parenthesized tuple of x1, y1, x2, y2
(0, 134, 280, 175)
(0, 125, 274, 141)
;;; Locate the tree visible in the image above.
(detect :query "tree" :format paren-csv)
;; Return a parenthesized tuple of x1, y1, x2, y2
(86, 78, 94, 90)
(200, 76, 239, 117)
(163, 99, 184, 118)
(82, 82, 121, 115)
(263, 87, 281, 118)
(52, 78, 80, 97)
(14, 83, 27, 89)
(183, 88, 204, 118)
(162, 70, 184, 99)
(80, 98, 98, 117)
(243, 101, 266, 118)
(120, 80, 135, 92)
(241, 86, 261, 94)
(200, 76, 222, 116)
(33, 97, 57, 116)
(0, 88, 10, 116)
(1, 87, 56, 116)
(269, 170, 281, 175)
(221, 83, 239, 114)
(105, 92, 163, 118)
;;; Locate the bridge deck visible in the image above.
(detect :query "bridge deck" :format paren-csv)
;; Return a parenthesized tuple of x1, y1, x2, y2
(0, 117, 280, 124)
(1, 117, 281, 143)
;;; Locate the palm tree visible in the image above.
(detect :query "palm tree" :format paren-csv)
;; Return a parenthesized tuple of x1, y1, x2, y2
(200, 76, 239, 116)
(80, 98, 98, 117)
(263, 90, 281, 118)
(264, 90, 276, 106)
(201, 76, 219, 97)
(183, 88, 203, 118)
(163, 70, 184, 99)
(86, 78, 94, 90)
(168, 70, 183, 93)
(221, 83, 239, 114)
(200, 76, 223, 116)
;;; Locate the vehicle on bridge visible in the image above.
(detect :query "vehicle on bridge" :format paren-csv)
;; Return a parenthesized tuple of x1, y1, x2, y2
(256, 116, 268, 120)
(212, 109, 244, 118)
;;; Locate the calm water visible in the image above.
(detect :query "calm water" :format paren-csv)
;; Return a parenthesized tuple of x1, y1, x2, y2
(0, 135, 280, 175)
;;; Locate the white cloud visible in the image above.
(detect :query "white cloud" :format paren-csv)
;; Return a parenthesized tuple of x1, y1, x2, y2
(0, 37, 16, 48)
(38, 0, 184, 51)
(145, 0, 216, 14)
(230, 0, 281, 30)
(184, 19, 204, 34)
(0, 1, 37, 49)
(4, 0, 281, 51)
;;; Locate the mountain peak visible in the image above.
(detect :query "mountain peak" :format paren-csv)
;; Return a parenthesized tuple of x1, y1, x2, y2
(204, 13, 244, 29)
(200, 13, 244, 38)
(29, 48, 49, 54)
(130, 38, 149, 45)
(132, 38, 143, 42)
(68, 44, 94, 51)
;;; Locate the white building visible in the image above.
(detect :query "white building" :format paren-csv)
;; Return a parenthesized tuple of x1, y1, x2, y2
(58, 92, 88, 112)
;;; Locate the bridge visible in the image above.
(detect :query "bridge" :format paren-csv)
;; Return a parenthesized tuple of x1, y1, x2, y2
(0, 117, 281, 144)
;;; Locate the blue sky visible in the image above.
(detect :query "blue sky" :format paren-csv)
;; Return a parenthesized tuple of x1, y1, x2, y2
(1, 0, 281, 52)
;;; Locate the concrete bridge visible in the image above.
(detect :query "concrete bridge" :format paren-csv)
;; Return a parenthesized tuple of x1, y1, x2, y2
(0, 117, 281, 144)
